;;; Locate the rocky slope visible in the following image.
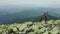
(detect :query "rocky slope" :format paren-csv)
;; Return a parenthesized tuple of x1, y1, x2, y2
(0, 20, 60, 34)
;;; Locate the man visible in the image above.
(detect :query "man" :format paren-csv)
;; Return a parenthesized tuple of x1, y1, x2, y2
(43, 11, 48, 21)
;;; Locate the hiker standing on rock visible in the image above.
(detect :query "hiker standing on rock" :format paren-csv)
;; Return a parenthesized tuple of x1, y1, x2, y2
(43, 11, 48, 21)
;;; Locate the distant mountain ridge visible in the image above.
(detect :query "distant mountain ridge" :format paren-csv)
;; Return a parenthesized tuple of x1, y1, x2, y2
(9, 13, 59, 24)
(0, 8, 60, 24)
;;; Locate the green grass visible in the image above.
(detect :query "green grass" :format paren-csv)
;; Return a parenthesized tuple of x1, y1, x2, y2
(0, 20, 60, 34)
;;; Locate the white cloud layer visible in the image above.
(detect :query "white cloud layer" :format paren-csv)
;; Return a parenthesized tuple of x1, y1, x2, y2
(0, 0, 60, 7)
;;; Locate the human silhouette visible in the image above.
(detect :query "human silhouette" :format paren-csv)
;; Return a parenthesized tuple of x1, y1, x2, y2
(43, 11, 48, 21)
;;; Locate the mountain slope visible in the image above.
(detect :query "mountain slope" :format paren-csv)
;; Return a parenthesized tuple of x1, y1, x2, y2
(0, 9, 43, 24)
(8, 14, 59, 24)
(0, 8, 60, 24)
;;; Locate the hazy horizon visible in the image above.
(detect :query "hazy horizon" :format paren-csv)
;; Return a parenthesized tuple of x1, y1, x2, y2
(0, 0, 60, 8)
(0, 0, 60, 16)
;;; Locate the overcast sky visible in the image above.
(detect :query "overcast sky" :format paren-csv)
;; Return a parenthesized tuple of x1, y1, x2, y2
(0, 0, 60, 7)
